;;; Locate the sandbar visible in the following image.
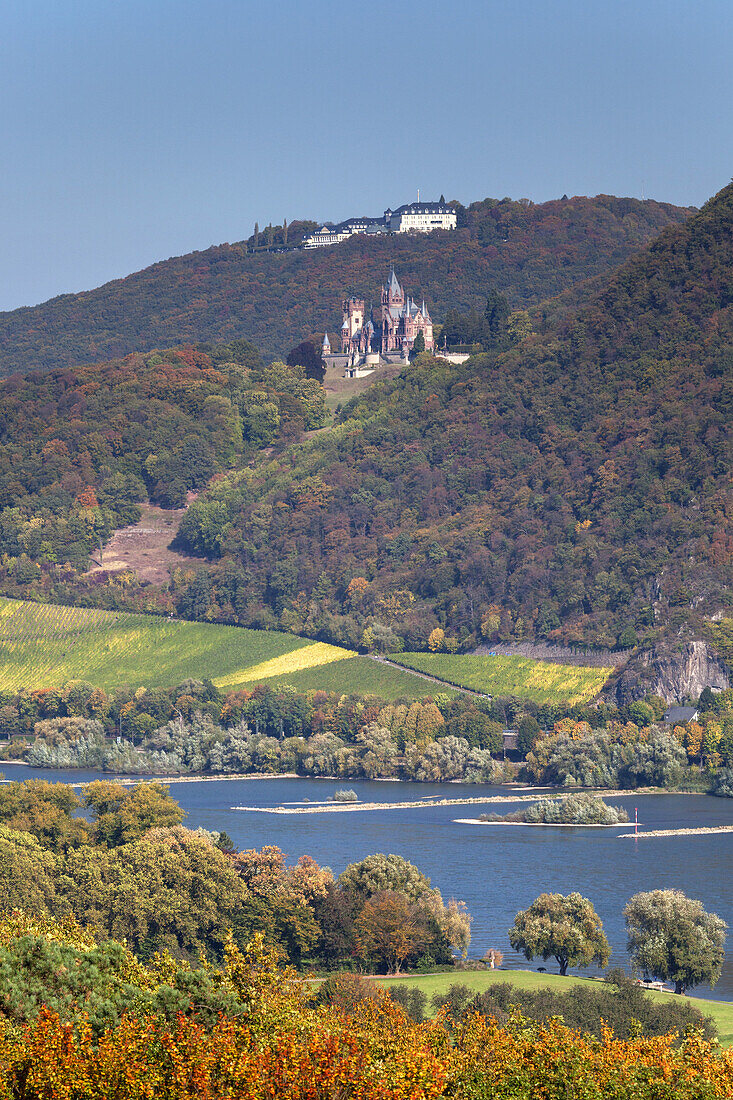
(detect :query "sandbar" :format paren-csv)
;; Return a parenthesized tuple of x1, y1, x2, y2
(454, 818, 632, 828)
(231, 794, 558, 814)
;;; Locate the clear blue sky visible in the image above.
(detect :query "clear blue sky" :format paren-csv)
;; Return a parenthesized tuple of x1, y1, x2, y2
(1, 0, 731, 311)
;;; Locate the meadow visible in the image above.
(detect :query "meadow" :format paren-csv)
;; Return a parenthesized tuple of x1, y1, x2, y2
(375, 969, 733, 1047)
(390, 652, 613, 704)
(0, 598, 354, 692)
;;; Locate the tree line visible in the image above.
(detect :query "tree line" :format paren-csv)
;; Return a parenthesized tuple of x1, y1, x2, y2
(3, 678, 733, 791)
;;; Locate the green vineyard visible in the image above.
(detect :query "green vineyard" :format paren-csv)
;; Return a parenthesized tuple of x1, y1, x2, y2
(0, 598, 355, 692)
(0, 598, 444, 698)
(389, 652, 613, 705)
(253, 656, 458, 700)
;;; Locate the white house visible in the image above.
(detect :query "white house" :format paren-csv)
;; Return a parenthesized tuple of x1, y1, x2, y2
(384, 200, 457, 234)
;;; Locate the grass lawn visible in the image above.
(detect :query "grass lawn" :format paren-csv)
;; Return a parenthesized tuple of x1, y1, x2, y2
(390, 653, 612, 705)
(374, 969, 733, 1046)
(256, 655, 458, 700)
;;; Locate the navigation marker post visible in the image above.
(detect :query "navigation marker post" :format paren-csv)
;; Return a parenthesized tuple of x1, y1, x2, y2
(635, 807, 638, 836)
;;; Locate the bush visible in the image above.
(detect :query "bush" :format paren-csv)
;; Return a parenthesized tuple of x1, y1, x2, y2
(710, 768, 733, 797)
(387, 984, 428, 1021)
(481, 793, 629, 825)
(332, 789, 359, 802)
(467, 971, 716, 1042)
(315, 972, 385, 1013)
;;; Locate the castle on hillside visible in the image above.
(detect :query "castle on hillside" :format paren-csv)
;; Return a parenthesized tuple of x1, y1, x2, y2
(337, 269, 434, 362)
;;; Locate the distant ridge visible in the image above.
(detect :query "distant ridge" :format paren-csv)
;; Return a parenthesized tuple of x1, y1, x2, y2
(0, 194, 691, 376)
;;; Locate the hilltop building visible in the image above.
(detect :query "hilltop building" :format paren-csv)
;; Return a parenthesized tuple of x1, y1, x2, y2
(302, 197, 455, 248)
(384, 200, 456, 234)
(338, 269, 433, 364)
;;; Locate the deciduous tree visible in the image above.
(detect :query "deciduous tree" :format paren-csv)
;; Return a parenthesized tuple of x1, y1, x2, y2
(624, 889, 727, 994)
(509, 892, 610, 975)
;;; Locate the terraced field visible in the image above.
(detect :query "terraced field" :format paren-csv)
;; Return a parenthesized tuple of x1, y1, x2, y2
(0, 598, 355, 692)
(389, 652, 613, 704)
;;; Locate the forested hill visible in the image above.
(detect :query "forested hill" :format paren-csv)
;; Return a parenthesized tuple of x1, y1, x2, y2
(0, 340, 325, 576)
(0, 195, 691, 375)
(173, 182, 733, 657)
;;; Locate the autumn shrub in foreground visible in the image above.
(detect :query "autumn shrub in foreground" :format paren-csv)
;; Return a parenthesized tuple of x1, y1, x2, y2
(2, 1001, 733, 1099)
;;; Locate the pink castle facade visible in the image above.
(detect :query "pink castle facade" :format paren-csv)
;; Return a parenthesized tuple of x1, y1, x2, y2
(339, 270, 434, 359)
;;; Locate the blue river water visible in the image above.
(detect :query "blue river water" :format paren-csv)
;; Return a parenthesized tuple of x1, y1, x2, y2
(5, 764, 733, 1000)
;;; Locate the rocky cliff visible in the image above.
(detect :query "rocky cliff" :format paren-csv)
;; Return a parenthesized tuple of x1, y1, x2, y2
(612, 640, 730, 706)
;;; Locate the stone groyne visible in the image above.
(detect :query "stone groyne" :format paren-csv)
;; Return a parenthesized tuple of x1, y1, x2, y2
(231, 794, 553, 814)
(618, 825, 733, 839)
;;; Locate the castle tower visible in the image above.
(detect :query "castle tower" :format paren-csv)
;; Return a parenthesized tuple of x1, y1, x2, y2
(341, 297, 365, 352)
(322, 331, 331, 356)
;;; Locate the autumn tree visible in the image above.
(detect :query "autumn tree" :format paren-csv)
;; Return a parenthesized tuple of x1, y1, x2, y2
(0, 780, 88, 851)
(352, 891, 424, 973)
(509, 892, 610, 976)
(624, 889, 727, 994)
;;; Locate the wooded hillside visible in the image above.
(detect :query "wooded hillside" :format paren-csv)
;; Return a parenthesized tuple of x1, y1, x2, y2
(173, 183, 732, 653)
(0, 340, 323, 572)
(0, 195, 690, 373)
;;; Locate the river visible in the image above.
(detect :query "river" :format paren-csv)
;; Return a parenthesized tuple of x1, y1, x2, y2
(5, 764, 733, 1000)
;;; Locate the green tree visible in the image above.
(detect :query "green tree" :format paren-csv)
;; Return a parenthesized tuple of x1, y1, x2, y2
(83, 781, 185, 847)
(484, 289, 509, 335)
(60, 827, 250, 959)
(411, 331, 426, 357)
(0, 827, 58, 914)
(507, 309, 533, 343)
(286, 339, 325, 382)
(509, 892, 610, 976)
(339, 853, 434, 903)
(624, 889, 727, 994)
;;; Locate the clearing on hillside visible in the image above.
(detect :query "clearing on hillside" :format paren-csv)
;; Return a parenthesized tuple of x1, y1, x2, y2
(85, 503, 201, 585)
(0, 598, 354, 692)
(389, 652, 613, 704)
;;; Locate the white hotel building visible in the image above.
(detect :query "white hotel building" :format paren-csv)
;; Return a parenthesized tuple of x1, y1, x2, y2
(302, 199, 456, 249)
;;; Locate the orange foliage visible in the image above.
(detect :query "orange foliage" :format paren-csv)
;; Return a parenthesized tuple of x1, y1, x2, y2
(3, 1001, 733, 1099)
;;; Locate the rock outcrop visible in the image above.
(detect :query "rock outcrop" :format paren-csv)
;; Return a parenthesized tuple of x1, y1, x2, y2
(612, 640, 730, 706)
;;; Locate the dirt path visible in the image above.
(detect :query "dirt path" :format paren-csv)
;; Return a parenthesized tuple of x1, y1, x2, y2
(86, 502, 202, 585)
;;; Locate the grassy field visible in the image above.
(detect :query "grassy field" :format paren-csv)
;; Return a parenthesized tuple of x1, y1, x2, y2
(390, 653, 613, 704)
(0, 598, 356, 692)
(375, 969, 733, 1046)
(256, 655, 457, 700)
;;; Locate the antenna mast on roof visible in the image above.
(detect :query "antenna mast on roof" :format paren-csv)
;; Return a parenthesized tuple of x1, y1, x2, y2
(417, 188, 420, 202)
